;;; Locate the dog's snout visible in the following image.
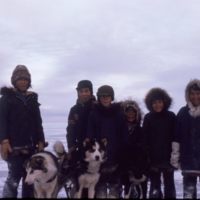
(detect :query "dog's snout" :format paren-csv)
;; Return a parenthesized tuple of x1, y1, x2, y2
(95, 155, 100, 161)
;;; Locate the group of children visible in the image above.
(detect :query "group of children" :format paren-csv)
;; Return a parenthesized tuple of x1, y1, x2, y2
(67, 79, 200, 199)
(0, 65, 200, 199)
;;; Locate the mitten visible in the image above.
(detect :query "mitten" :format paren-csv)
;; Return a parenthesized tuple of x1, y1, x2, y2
(0, 139, 12, 160)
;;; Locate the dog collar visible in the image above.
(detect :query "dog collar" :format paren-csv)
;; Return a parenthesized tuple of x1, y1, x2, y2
(46, 173, 57, 183)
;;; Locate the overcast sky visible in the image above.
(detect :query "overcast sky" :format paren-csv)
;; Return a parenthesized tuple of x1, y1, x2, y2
(0, 0, 200, 138)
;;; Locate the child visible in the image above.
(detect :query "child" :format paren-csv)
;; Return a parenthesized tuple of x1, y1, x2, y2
(120, 100, 147, 198)
(171, 79, 200, 198)
(0, 65, 45, 198)
(66, 80, 95, 198)
(86, 85, 125, 198)
(143, 88, 176, 198)
(66, 80, 95, 155)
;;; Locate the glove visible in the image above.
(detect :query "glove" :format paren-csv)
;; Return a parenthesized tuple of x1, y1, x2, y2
(170, 142, 180, 169)
(0, 139, 12, 160)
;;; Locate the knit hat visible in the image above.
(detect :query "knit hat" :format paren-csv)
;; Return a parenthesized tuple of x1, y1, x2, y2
(97, 85, 114, 101)
(76, 80, 93, 94)
(11, 65, 31, 87)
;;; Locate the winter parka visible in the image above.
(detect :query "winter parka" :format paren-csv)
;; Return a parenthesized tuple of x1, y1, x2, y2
(0, 87, 45, 148)
(143, 88, 176, 169)
(173, 79, 200, 173)
(66, 97, 96, 150)
(120, 100, 148, 177)
(87, 102, 125, 165)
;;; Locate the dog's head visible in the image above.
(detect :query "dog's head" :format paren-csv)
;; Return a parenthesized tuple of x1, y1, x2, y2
(83, 139, 107, 163)
(24, 152, 58, 185)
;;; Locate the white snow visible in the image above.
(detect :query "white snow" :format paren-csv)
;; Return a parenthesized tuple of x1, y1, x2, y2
(0, 134, 200, 198)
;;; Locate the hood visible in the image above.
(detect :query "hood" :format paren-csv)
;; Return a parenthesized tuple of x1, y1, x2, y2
(0, 87, 15, 96)
(121, 99, 142, 124)
(145, 88, 172, 112)
(185, 79, 200, 103)
(185, 79, 200, 118)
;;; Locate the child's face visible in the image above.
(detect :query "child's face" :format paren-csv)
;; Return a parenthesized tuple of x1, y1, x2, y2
(125, 109, 136, 122)
(189, 89, 200, 107)
(78, 88, 92, 103)
(15, 79, 29, 92)
(152, 99, 164, 113)
(99, 95, 112, 107)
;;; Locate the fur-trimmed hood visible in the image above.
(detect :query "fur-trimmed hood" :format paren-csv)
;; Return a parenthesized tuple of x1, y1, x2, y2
(0, 87, 16, 96)
(0, 86, 38, 100)
(121, 99, 142, 124)
(145, 88, 172, 112)
(185, 79, 200, 118)
(185, 79, 200, 103)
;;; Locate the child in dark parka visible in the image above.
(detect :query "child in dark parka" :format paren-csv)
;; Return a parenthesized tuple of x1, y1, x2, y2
(171, 79, 200, 199)
(143, 88, 176, 199)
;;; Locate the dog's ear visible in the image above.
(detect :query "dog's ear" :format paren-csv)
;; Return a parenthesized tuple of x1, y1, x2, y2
(101, 138, 108, 147)
(83, 138, 90, 147)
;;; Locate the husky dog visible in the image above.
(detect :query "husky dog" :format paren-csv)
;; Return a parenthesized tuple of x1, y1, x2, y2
(53, 139, 107, 199)
(24, 151, 59, 198)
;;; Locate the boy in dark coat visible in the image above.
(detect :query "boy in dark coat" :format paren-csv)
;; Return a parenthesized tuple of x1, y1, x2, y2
(86, 85, 125, 198)
(143, 88, 176, 199)
(66, 80, 95, 197)
(66, 80, 95, 155)
(120, 100, 148, 198)
(0, 65, 45, 198)
(171, 79, 200, 198)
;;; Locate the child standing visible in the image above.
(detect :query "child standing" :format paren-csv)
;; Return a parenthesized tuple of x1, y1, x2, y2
(86, 85, 125, 198)
(66, 80, 95, 198)
(143, 88, 176, 198)
(0, 65, 45, 198)
(66, 80, 95, 157)
(120, 100, 147, 198)
(171, 79, 200, 198)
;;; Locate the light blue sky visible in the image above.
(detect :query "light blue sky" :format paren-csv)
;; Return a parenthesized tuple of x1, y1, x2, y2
(0, 0, 200, 136)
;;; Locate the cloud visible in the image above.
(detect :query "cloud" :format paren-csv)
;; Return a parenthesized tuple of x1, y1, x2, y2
(0, 0, 200, 136)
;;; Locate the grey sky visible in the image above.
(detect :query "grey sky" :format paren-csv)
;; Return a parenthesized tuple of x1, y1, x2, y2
(0, 0, 200, 136)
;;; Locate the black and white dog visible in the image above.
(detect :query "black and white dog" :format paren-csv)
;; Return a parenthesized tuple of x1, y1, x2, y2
(24, 151, 60, 198)
(53, 139, 107, 199)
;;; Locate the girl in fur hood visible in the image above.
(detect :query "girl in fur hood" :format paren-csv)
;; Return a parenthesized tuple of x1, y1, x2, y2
(171, 79, 200, 199)
(120, 100, 148, 198)
(143, 88, 176, 199)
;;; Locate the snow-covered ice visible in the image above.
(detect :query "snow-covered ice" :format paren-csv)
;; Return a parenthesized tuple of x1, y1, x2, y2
(0, 159, 192, 198)
(0, 133, 200, 198)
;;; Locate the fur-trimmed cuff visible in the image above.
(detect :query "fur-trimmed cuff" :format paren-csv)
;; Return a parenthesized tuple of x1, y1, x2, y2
(171, 142, 180, 169)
